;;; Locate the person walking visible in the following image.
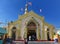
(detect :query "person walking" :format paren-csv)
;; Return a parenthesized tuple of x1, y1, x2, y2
(54, 34, 58, 44)
(25, 38, 28, 44)
(6, 36, 12, 44)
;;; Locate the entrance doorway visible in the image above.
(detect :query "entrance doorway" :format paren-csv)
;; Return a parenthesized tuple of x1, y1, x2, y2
(11, 27, 16, 40)
(27, 30, 36, 41)
(27, 21, 37, 41)
(47, 28, 50, 41)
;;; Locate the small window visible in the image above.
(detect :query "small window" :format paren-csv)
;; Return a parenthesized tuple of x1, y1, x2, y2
(47, 28, 49, 31)
(12, 27, 16, 29)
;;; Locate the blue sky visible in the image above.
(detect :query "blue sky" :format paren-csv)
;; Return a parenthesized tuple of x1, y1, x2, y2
(0, 0, 60, 28)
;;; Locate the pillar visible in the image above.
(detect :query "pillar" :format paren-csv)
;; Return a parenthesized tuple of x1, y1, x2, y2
(24, 27, 27, 39)
(38, 24, 40, 40)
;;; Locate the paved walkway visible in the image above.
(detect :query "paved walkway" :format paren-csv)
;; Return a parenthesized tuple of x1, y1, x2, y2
(28, 41, 54, 44)
(13, 41, 54, 44)
(12, 41, 60, 44)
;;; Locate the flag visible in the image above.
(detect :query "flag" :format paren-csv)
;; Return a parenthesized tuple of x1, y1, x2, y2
(20, 8, 24, 11)
(40, 9, 42, 12)
(28, 2, 32, 6)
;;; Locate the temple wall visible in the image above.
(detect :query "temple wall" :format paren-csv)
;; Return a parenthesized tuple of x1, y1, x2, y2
(7, 11, 54, 40)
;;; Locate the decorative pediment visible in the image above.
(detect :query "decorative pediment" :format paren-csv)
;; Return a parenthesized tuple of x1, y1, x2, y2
(18, 11, 44, 21)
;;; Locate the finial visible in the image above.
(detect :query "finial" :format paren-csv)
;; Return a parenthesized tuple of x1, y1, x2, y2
(25, 0, 28, 14)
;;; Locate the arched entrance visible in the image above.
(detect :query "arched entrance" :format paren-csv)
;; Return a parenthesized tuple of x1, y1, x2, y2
(11, 27, 16, 40)
(47, 28, 50, 41)
(27, 21, 37, 41)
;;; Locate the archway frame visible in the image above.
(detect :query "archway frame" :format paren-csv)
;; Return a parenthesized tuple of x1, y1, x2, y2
(22, 17, 42, 40)
(9, 26, 18, 40)
(11, 26, 16, 40)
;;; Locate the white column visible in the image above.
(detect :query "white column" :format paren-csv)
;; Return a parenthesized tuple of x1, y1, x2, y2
(40, 24, 42, 40)
(45, 30, 47, 40)
(21, 29, 24, 40)
(24, 27, 27, 39)
(45, 26, 48, 40)
(8, 25, 12, 38)
(36, 24, 39, 40)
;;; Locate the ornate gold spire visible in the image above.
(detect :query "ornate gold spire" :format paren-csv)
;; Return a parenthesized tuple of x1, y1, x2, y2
(25, 0, 28, 14)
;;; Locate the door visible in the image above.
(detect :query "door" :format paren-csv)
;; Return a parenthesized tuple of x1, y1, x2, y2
(27, 21, 37, 41)
(27, 30, 36, 41)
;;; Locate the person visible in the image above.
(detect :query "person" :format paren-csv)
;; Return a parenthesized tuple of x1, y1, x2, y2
(6, 36, 12, 44)
(29, 36, 31, 41)
(32, 35, 35, 41)
(54, 34, 58, 44)
(3, 36, 7, 44)
(25, 38, 28, 44)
